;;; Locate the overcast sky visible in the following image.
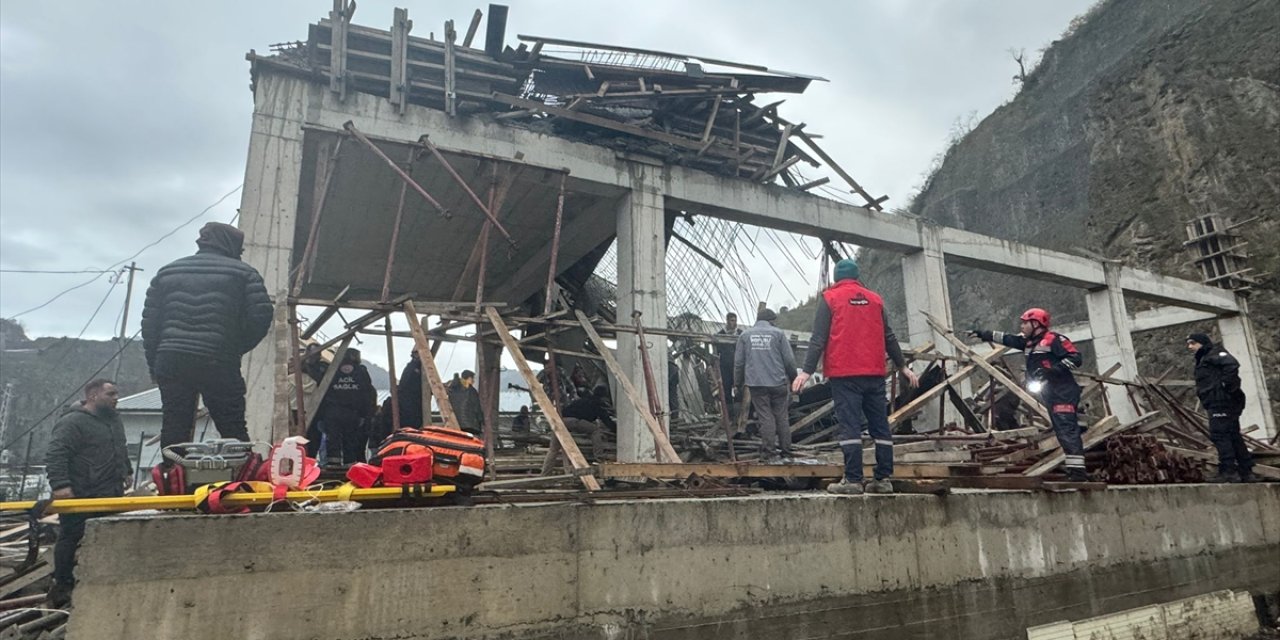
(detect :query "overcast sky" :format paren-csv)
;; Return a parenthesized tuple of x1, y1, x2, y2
(0, 0, 1093, 375)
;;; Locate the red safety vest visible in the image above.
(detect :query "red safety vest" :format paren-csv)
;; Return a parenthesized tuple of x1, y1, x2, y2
(821, 279, 887, 378)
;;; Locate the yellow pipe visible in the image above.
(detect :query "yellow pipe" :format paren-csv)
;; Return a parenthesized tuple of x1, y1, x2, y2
(0, 484, 456, 515)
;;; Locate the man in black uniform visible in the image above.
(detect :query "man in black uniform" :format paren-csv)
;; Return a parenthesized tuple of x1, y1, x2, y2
(316, 348, 376, 466)
(561, 385, 615, 461)
(715, 312, 742, 406)
(972, 308, 1088, 481)
(447, 370, 484, 436)
(1186, 333, 1255, 482)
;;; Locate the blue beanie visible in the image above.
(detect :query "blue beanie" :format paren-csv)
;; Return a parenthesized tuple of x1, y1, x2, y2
(834, 259, 860, 281)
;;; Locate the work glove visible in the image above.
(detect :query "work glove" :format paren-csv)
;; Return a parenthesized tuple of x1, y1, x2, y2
(968, 328, 993, 342)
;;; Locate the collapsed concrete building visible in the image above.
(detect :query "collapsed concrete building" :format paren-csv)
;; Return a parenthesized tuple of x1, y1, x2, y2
(57, 4, 1279, 639)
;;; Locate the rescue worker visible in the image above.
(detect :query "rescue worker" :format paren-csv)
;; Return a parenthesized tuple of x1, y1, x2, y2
(316, 348, 377, 466)
(715, 312, 742, 405)
(142, 222, 272, 449)
(971, 308, 1088, 481)
(447, 370, 484, 435)
(561, 385, 615, 461)
(794, 260, 919, 495)
(44, 379, 131, 608)
(1186, 333, 1255, 482)
(735, 308, 798, 461)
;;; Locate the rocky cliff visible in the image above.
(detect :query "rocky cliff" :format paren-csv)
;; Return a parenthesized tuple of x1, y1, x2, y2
(859, 0, 1279, 410)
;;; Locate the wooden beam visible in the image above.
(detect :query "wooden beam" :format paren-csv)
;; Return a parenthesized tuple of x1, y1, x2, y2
(888, 347, 1010, 424)
(404, 301, 459, 430)
(574, 310, 681, 463)
(486, 308, 601, 490)
(443, 20, 457, 116)
(461, 9, 482, 48)
(924, 313, 1052, 423)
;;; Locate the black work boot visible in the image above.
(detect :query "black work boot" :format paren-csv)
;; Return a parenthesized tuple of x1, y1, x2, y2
(1207, 470, 1242, 483)
(1065, 468, 1090, 483)
(1238, 471, 1263, 483)
(47, 582, 73, 609)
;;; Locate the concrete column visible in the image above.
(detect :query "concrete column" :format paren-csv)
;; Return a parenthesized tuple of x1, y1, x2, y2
(1217, 298, 1276, 439)
(238, 74, 310, 443)
(1085, 264, 1140, 423)
(901, 222, 967, 426)
(614, 166, 667, 462)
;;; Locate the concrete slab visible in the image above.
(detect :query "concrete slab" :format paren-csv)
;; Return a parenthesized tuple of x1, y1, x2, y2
(69, 485, 1280, 640)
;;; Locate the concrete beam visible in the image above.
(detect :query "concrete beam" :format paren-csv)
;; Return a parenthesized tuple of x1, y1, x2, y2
(901, 223, 969, 424)
(1117, 267, 1240, 314)
(1085, 264, 1139, 422)
(614, 171, 667, 462)
(238, 72, 309, 443)
(1217, 299, 1275, 439)
(1056, 306, 1219, 343)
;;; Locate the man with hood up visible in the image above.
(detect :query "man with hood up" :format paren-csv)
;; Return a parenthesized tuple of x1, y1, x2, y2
(142, 222, 273, 449)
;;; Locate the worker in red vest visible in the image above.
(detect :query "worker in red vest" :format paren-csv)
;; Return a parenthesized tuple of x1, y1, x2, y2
(794, 259, 918, 495)
(971, 308, 1088, 482)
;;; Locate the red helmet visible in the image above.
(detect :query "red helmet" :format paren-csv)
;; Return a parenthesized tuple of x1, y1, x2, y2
(1020, 308, 1051, 328)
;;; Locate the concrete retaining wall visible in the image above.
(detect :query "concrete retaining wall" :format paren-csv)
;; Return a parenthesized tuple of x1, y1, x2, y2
(70, 485, 1280, 639)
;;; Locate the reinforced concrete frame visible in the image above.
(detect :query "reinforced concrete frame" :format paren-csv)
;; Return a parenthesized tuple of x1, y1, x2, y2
(236, 67, 1275, 452)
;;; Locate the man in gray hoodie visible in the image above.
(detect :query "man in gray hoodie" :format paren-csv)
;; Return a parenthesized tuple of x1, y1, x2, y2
(734, 309, 797, 460)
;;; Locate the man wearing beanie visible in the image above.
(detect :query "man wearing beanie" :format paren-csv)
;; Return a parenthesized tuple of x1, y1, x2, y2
(1186, 333, 1255, 482)
(734, 308, 797, 461)
(142, 222, 273, 449)
(794, 259, 918, 494)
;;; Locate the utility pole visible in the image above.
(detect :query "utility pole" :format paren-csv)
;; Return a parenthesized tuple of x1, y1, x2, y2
(113, 262, 142, 380)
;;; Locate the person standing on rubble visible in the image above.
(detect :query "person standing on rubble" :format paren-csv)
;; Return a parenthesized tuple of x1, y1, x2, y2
(794, 259, 918, 495)
(561, 385, 615, 461)
(447, 370, 484, 435)
(715, 312, 742, 406)
(1186, 333, 1255, 483)
(142, 222, 273, 449)
(316, 348, 377, 466)
(970, 308, 1088, 482)
(735, 308, 798, 461)
(44, 379, 131, 608)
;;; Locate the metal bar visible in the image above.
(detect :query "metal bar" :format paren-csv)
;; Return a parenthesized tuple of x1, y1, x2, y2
(342, 121, 450, 218)
(289, 303, 307, 435)
(293, 137, 344, 294)
(543, 173, 567, 313)
(417, 135, 515, 246)
(381, 148, 415, 302)
(632, 311, 664, 418)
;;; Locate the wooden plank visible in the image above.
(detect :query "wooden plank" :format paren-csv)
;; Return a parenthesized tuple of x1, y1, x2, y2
(461, 9, 483, 48)
(596, 462, 974, 479)
(404, 302, 459, 430)
(443, 20, 457, 116)
(389, 8, 411, 113)
(791, 401, 835, 433)
(1, 563, 50, 599)
(701, 97, 721, 142)
(925, 313, 1052, 423)
(792, 129, 881, 209)
(574, 311, 681, 463)
(1023, 412, 1156, 476)
(487, 308, 601, 490)
(889, 346, 1009, 424)
(1165, 446, 1280, 480)
(303, 335, 353, 431)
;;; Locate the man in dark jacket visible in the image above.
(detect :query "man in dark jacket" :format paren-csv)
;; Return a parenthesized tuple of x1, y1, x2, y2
(316, 348, 377, 466)
(1187, 333, 1255, 482)
(142, 222, 272, 449)
(446, 370, 484, 435)
(715, 313, 742, 405)
(794, 260, 918, 495)
(561, 386, 615, 461)
(44, 379, 130, 607)
(397, 350, 424, 428)
(972, 308, 1087, 481)
(735, 308, 797, 461)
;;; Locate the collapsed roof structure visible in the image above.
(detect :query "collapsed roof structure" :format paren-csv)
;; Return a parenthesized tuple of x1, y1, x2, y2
(234, 2, 1273, 480)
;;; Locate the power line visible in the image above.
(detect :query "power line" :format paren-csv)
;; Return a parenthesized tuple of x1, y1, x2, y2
(0, 327, 142, 451)
(6, 184, 243, 320)
(0, 269, 116, 275)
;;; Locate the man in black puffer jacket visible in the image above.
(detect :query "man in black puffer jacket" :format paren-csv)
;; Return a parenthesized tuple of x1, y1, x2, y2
(142, 222, 273, 448)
